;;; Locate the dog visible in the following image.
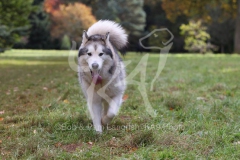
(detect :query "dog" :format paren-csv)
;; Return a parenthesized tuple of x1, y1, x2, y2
(78, 20, 128, 133)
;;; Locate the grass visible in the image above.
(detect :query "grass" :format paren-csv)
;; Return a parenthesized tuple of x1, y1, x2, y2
(0, 49, 240, 159)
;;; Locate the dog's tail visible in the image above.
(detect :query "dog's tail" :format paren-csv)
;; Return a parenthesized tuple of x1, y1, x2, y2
(86, 20, 128, 50)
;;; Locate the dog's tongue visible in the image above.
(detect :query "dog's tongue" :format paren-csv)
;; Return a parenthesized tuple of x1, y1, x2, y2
(92, 71, 102, 85)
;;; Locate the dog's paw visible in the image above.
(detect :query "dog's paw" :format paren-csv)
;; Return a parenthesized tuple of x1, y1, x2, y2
(101, 116, 112, 126)
(96, 131, 102, 135)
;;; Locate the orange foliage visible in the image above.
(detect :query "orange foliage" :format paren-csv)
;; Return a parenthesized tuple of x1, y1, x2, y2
(44, 0, 61, 13)
(162, 0, 237, 22)
(161, 0, 192, 22)
(44, 2, 96, 43)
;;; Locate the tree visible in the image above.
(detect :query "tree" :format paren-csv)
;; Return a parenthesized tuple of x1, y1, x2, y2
(44, 1, 96, 43)
(143, 0, 188, 53)
(0, 0, 33, 51)
(26, 0, 55, 49)
(108, 0, 146, 37)
(180, 20, 216, 53)
(162, 0, 239, 53)
(234, 0, 240, 53)
(208, 19, 234, 53)
(162, 0, 237, 22)
(60, 34, 71, 49)
(52, 0, 146, 49)
(94, 0, 146, 47)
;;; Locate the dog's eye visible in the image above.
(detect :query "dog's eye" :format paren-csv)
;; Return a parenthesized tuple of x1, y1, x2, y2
(87, 53, 92, 56)
(99, 53, 104, 56)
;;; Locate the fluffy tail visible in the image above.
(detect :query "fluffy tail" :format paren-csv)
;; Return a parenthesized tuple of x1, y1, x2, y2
(87, 20, 128, 49)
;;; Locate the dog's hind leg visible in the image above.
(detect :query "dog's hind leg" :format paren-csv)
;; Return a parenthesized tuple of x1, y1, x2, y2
(101, 94, 123, 125)
(102, 100, 109, 119)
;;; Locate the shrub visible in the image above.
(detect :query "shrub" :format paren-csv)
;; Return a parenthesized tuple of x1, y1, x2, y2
(180, 20, 217, 53)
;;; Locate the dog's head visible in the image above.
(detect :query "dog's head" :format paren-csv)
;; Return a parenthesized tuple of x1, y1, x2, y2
(78, 31, 113, 84)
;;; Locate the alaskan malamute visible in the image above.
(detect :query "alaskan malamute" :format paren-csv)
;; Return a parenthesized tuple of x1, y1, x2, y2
(78, 20, 127, 133)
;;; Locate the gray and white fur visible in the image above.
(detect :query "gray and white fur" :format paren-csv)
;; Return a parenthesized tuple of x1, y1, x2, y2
(78, 20, 127, 133)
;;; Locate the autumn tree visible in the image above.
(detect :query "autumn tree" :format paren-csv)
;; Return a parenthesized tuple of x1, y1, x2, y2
(162, 0, 239, 53)
(162, 0, 237, 22)
(50, 0, 146, 49)
(44, 1, 96, 43)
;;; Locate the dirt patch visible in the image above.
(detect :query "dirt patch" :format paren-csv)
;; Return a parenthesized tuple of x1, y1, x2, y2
(209, 83, 226, 91)
(169, 86, 180, 92)
(119, 115, 131, 120)
(60, 143, 83, 153)
(157, 133, 193, 150)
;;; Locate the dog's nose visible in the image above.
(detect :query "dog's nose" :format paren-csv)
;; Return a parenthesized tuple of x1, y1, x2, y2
(92, 63, 99, 69)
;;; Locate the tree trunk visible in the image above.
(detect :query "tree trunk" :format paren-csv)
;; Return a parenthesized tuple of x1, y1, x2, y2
(221, 45, 224, 53)
(234, 0, 240, 53)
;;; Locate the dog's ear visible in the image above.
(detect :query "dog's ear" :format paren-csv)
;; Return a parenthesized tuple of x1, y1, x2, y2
(104, 32, 116, 59)
(82, 30, 89, 44)
(105, 32, 110, 40)
(105, 32, 111, 46)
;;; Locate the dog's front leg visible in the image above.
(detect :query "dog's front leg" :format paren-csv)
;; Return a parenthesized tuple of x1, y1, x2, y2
(101, 94, 123, 125)
(87, 94, 103, 133)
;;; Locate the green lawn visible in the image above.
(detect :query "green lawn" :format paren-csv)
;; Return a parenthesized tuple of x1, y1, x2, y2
(0, 50, 240, 159)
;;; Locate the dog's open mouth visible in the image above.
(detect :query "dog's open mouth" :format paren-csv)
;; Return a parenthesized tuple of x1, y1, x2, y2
(90, 70, 102, 85)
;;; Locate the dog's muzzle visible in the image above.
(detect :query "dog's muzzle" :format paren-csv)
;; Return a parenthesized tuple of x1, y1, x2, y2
(92, 63, 99, 70)
(90, 67, 102, 85)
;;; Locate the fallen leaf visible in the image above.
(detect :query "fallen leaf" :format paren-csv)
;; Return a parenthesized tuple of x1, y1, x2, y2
(0, 117, 4, 121)
(0, 110, 4, 114)
(63, 99, 69, 104)
(57, 91, 70, 102)
(129, 147, 138, 152)
(87, 141, 93, 145)
(122, 94, 129, 102)
(55, 142, 62, 147)
(169, 107, 174, 111)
